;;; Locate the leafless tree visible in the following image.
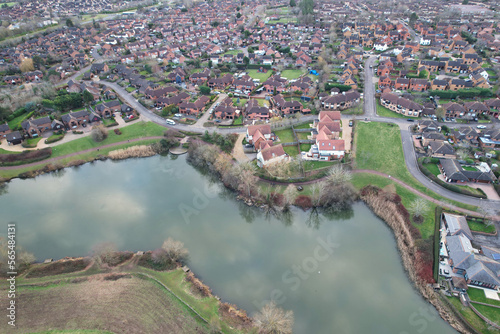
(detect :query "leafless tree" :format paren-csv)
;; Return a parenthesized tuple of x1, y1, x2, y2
(409, 198, 430, 223)
(161, 237, 189, 263)
(282, 184, 298, 210)
(326, 165, 352, 185)
(91, 242, 117, 266)
(238, 162, 258, 197)
(91, 125, 108, 142)
(254, 301, 294, 334)
(311, 181, 327, 207)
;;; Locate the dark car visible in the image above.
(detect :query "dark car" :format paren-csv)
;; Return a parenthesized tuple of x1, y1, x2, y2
(297, 186, 303, 191)
(407, 119, 414, 122)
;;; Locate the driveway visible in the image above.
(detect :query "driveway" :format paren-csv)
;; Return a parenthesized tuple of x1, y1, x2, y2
(193, 93, 227, 127)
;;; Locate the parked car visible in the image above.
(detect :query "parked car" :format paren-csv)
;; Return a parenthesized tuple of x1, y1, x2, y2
(174, 113, 183, 117)
(407, 119, 414, 122)
(477, 125, 487, 129)
(349, 120, 354, 127)
(165, 119, 176, 125)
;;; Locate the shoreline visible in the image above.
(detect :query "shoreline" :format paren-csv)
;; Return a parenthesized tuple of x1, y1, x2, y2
(1, 150, 483, 334)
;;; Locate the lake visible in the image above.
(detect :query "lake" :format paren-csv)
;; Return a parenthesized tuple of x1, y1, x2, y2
(0, 155, 457, 334)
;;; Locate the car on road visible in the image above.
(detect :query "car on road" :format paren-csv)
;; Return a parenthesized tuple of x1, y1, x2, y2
(349, 120, 354, 127)
(165, 119, 176, 125)
(215, 119, 221, 123)
(477, 125, 487, 129)
(407, 119, 414, 122)
(369, 65, 373, 68)
(174, 113, 183, 117)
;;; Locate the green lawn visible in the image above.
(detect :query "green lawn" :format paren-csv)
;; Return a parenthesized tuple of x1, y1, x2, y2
(274, 128, 295, 143)
(126, 87, 135, 93)
(462, 166, 478, 171)
(446, 296, 498, 334)
(468, 220, 496, 234)
(283, 145, 299, 157)
(7, 112, 29, 130)
(233, 115, 243, 125)
(376, 102, 419, 119)
(468, 288, 500, 307)
(50, 122, 165, 158)
(281, 69, 304, 80)
(300, 143, 311, 152)
(354, 122, 477, 212)
(23, 137, 42, 148)
(293, 122, 313, 130)
(423, 163, 441, 176)
(297, 132, 309, 140)
(246, 69, 272, 82)
(268, 18, 297, 24)
(102, 118, 118, 127)
(474, 304, 500, 325)
(0, 148, 21, 154)
(223, 49, 242, 55)
(303, 160, 335, 171)
(232, 98, 245, 107)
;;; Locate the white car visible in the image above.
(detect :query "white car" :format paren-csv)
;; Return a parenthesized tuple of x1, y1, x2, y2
(166, 119, 176, 125)
(477, 125, 487, 129)
(174, 113, 183, 117)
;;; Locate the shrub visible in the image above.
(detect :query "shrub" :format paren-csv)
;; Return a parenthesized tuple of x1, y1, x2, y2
(294, 195, 312, 209)
(114, 128, 122, 135)
(108, 145, 156, 160)
(0, 148, 52, 166)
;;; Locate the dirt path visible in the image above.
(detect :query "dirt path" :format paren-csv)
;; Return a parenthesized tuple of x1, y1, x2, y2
(0, 136, 163, 170)
(232, 134, 251, 163)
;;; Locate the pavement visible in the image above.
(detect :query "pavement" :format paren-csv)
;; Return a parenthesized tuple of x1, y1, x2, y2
(193, 93, 227, 127)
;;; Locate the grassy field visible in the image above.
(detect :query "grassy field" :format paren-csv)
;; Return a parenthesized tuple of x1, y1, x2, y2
(233, 115, 243, 125)
(294, 122, 313, 129)
(0, 274, 208, 333)
(352, 173, 437, 238)
(223, 49, 242, 55)
(468, 288, 500, 307)
(376, 102, 419, 119)
(23, 137, 42, 148)
(51, 122, 165, 158)
(354, 122, 477, 212)
(247, 69, 272, 82)
(283, 145, 299, 157)
(0, 148, 21, 154)
(303, 160, 335, 171)
(274, 128, 295, 143)
(467, 220, 496, 234)
(0, 255, 250, 334)
(445, 296, 498, 334)
(297, 132, 309, 140)
(281, 69, 304, 80)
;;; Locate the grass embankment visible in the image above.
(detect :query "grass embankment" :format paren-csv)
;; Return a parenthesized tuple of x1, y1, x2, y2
(0, 122, 166, 179)
(467, 219, 496, 234)
(468, 288, 500, 307)
(354, 122, 477, 212)
(376, 101, 419, 119)
(445, 296, 499, 334)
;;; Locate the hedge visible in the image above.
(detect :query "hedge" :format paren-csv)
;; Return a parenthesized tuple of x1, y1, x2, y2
(6, 107, 26, 121)
(433, 206, 442, 283)
(324, 83, 352, 92)
(418, 161, 487, 199)
(0, 148, 52, 166)
(429, 88, 493, 100)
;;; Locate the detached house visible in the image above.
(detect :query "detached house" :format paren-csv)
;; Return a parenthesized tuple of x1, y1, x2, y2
(380, 93, 422, 117)
(21, 117, 52, 138)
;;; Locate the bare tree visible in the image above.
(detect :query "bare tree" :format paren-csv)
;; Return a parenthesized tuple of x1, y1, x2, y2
(282, 184, 298, 210)
(20, 58, 34, 72)
(238, 162, 258, 197)
(91, 125, 108, 142)
(91, 242, 117, 266)
(161, 237, 189, 263)
(254, 301, 294, 334)
(409, 198, 430, 223)
(18, 251, 36, 268)
(310, 181, 327, 207)
(326, 165, 352, 185)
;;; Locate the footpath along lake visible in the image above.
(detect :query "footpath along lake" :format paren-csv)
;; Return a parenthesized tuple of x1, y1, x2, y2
(0, 155, 458, 334)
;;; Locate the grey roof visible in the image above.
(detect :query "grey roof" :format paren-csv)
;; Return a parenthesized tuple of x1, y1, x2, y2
(0, 123, 9, 132)
(429, 141, 455, 155)
(446, 234, 476, 270)
(6, 131, 22, 142)
(466, 259, 500, 286)
(443, 212, 473, 240)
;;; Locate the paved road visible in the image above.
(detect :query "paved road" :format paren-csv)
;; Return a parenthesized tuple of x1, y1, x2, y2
(363, 56, 377, 118)
(193, 93, 227, 127)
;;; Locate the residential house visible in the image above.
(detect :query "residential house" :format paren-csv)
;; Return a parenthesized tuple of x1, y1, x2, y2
(6, 131, 23, 145)
(428, 141, 456, 159)
(61, 110, 90, 129)
(0, 123, 11, 138)
(21, 116, 52, 138)
(245, 99, 271, 121)
(440, 159, 495, 184)
(380, 92, 423, 117)
(246, 124, 275, 146)
(321, 90, 360, 110)
(256, 144, 288, 167)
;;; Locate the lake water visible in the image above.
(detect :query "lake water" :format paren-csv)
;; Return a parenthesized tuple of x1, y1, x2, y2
(0, 155, 457, 334)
